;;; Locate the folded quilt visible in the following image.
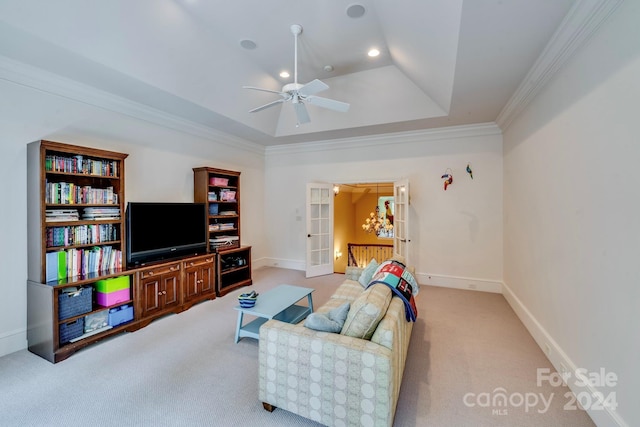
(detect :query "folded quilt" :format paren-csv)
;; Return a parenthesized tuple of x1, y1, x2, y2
(367, 260, 418, 322)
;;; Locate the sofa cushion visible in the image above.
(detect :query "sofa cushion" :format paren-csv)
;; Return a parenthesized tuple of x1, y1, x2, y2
(358, 258, 379, 288)
(303, 302, 350, 333)
(330, 279, 364, 302)
(340, 283, 392, 339)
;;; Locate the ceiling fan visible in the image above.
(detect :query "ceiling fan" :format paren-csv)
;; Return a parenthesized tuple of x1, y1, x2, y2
(243, 24, 350, 125)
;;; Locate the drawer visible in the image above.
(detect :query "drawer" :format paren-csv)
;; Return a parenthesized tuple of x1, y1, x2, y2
(183, 256, 214, 269)
(139, 263, 180, 279)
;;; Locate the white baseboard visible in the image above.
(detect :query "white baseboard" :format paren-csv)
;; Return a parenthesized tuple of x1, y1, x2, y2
(0, 328, 27, 358)
(502, 281, 627, 427)
(415, 272, 502, 293)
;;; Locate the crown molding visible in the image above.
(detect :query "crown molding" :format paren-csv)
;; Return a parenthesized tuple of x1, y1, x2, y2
(496, 0, 623, 131)
(265, 122, 502, 157)
(0, 55, 265, 155)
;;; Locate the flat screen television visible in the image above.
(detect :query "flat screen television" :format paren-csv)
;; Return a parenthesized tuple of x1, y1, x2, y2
(126, 202, 207, 266)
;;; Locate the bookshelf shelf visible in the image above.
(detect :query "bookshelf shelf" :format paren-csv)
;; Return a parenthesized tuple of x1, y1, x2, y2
(45, 170, 121, 178)
(44, 269, 127, 287)
(45, 240, 122, 251)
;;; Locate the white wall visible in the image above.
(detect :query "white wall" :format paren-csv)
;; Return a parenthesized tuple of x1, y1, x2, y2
(0, 76, 266, 357)
(503, 2, 639, 426)
(264, 125, 504, 291)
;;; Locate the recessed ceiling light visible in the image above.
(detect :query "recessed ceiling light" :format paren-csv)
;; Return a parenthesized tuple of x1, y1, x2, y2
(240, 39, 257, 50)
(368, 48, 380, 57)
(323, 65, 334, 72)
(346, 4, 366, 18)
(280, 71, 290, 78)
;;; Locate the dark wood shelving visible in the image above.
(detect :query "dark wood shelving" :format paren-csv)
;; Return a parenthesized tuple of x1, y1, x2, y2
(28, 146, 252, 363)
(194, 167, 251, 296)
(28, 140, 129, 363)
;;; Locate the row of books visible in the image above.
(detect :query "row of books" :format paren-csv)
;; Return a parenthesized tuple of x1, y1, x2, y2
(45, 181, 119, 205)
(45, 246, 122, 282)
(45, 154, 119, 177)
(82, 207, 121, 220)
(46, 209, 79, 222)
(46, 223, 119, 248)
(209, 223, 235, 231)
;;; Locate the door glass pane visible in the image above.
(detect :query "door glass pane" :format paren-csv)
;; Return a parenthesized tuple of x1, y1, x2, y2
(311, 219, 320, 235)
(310, 188, 320, 204)
(310, 204, 319, 219)
(320, 188, 330, 203)
(321, 249, 330, 265)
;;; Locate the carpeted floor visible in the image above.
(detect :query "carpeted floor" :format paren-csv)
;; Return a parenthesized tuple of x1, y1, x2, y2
(0, 267, 594, 426)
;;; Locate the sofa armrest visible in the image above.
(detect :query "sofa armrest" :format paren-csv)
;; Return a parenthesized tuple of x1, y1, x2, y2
(259, 320, 397, 426)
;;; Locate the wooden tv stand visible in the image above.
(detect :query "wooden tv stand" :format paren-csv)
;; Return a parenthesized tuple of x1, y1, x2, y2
(28, 248, 252, 363)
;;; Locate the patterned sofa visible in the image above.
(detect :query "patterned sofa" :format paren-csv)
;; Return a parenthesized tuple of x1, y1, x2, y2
(258, 263, 416, 427)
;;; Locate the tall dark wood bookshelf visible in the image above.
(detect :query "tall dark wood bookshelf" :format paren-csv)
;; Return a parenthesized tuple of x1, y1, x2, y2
(27, 140, 132, 362)
(193, 167, 252, 295)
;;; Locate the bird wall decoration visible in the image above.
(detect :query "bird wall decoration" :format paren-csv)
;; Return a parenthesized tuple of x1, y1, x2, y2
(441, 172, 453, 190)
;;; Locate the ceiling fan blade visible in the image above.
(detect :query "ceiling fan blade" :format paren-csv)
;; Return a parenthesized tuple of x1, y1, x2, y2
(293, 102, 311, 124)
(306, 96, 350, 113)
(243, 86, 287, 97)
(248, 99, 285, 113)
(298, 79, 329, 97)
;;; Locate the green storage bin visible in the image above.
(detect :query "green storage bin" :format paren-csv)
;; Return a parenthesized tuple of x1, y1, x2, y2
(95, 275, 130, 293)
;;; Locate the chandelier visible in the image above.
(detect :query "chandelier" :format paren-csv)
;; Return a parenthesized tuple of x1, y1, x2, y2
(361, 184, 393, 235)
(362, 206, 388, 233)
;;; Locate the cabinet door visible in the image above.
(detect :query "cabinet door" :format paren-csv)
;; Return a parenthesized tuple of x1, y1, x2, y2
(140, 276, 162, 317)
(183, 266, 199, 301)
(162, 272, 180, 309)
(200, 264, 214, 294)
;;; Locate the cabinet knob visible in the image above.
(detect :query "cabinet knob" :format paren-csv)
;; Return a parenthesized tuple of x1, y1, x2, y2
(157, 291, 162, 296)
(170, 266, 176, 271)
(189, 262, 194, 266)
(206, 258, 213, 262)
(162, 290, 167, 295)
(148, 271, 154, 276)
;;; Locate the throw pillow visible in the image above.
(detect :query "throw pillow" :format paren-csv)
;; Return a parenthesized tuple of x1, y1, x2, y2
(344, 266, 363, 281)
(358, 258, 379, 288)
(340, 283, 392, 340)
(304, 302, 351, 333)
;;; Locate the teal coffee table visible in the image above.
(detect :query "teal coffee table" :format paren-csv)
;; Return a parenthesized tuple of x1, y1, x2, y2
(234, 284, 314, 343)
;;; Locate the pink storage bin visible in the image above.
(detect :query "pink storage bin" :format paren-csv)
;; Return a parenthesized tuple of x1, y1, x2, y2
(96, 288, 130, 307)
(209, 177, 229, 186)
(221, 190, 236, 201)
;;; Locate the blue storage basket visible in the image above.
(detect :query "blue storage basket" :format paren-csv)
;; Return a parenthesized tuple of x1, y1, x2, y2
(108, 304, 134, 327)
(238, 291, 258, 308)
(59, 318, 84, 344)
(58, 286, 93, 320)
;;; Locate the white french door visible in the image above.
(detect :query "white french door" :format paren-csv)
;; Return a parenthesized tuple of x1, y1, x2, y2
(305, 183, 334, 278)
(393, 179, 410, 264)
